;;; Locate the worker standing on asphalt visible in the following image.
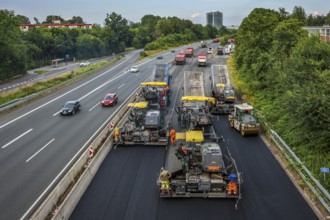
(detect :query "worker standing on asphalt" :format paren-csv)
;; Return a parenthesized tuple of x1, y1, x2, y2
(159, 167, 171, 195)
(114, 128, 120, 143)
(170, 129, 176, 144)
(227, 173, 238, 195)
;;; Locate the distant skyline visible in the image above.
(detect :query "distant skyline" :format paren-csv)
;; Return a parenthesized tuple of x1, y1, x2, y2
(1, 0, 329, 26)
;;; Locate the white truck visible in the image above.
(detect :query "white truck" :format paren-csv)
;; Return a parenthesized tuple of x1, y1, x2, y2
(197, 54, 207, 67)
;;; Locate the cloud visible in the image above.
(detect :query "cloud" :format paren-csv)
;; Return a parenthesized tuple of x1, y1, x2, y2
(190, 13, 201, 19)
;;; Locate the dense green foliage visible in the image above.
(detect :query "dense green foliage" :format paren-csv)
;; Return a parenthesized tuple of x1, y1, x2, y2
(234, 8, 330, 190)
(0, 10, 221, 82)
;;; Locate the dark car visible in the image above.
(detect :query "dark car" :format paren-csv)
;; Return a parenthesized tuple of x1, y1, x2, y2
(101, 93, 118, 107)
(157, 54, 163, 59)
(60, 101, 81, 115)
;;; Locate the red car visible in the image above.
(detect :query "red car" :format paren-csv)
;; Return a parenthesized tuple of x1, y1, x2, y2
(101, 93, 118, 107)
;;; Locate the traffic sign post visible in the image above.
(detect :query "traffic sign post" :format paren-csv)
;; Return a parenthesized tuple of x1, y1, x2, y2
(320, 167, 329, 181)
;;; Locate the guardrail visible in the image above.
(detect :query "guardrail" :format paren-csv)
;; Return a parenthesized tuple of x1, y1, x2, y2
(269, 129, 330, 214)
(28, 58, 176, 220)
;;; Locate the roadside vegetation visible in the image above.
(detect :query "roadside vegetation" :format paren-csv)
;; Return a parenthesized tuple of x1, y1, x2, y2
(0, 11, 225, 83)
(0, 56, 121, 106)
(232, 7, 330, 192)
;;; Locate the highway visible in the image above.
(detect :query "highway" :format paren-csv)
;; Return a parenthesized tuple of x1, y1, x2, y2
(70, 46, 319, 220)
(0, 49, 180, 220)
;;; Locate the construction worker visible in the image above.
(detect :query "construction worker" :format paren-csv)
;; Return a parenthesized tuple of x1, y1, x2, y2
(170, 129, 176, 144)
(159, 167, 171, 195)
(114, 128, 120, 143)
(227, 173, 238, 195)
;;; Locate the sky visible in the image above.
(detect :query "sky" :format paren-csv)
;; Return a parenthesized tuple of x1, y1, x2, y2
(1, 0, 330, 26)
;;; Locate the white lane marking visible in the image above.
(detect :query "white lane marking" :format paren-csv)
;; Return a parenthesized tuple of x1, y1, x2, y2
(0, 59, 130, 129)
(77, 70, 129, 101)
(2, 129, 33, 149)
(118, 83, 125, 89)
(26, 138, 55, 162)
(89, 102, 100, 112)
(20, 68, 153, 220)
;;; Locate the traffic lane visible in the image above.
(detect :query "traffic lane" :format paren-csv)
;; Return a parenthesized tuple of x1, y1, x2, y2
(0, 56, 142, 220)
(0, 54, 140, 144)
(70, 146, 165, 220)
(213, 115, 318, 220)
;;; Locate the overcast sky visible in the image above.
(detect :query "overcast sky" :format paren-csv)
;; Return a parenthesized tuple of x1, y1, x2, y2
(2, 0, 329, 26)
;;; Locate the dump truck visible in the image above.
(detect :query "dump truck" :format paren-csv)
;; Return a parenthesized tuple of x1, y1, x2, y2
(197, 54, 207, 67)
(211, 65, 235, 114)
(175, 52, 186, 65)
(185, 47, 194, 57)
(228, 103, 260, 136)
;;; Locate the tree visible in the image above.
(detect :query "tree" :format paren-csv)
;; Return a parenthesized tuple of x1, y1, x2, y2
(290, 6, 306, 24)
(103, 12, 131, 52)
(43, 15, 65, 24)
(33, 17, 40, 24)
(66, 16, 85, 24)
(271, 19, 307, 59)
(278, 7, 289, 21)
(77, 34, 104, 58)
(325, 12, 330, 25)
(0, 10, 28, 80)
(234, 8, 280, 88)
(15, 14, 30, 24)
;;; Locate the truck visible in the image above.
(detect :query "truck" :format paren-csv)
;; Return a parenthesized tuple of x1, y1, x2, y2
(115, 64, 172, 145)
(158, 70, 242, 201)
(185, 47, 194, 58)
(211, 65, 235, 114)
(175, 52, 186, 65)
(228, 103, 260, 136)
(212, 38, 220, 43)
(197, 54, 207, 67)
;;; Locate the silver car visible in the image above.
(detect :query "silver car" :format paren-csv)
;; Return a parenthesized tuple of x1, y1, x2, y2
(130, 65, 139, 72)
(80, 61, 90, 67)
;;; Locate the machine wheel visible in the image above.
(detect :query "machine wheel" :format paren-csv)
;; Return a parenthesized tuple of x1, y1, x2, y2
(240, 129, 245, 136)
(229, 120, 234, 128)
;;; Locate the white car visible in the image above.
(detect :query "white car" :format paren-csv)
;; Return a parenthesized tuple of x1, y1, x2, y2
(80, 61, 90, 67)
(208, 47, 213, 54)
(130, 65, 139, 72)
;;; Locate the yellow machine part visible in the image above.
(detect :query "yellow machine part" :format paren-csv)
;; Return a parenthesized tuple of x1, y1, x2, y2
(127, 101, 149, 109)
(216, 83, 225, 88)
(141, 82, 167, 87)
(181, 96, 216, 104)
(176, 132, 186, 140)
(185, 130, 204, 142)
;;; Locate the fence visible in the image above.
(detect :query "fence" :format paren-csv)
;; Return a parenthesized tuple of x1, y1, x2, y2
(269, 129, 330, 215)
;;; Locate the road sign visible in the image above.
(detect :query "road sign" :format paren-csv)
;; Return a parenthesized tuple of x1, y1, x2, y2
(320, 167, 329, 181)
(320, 167, 329, 173)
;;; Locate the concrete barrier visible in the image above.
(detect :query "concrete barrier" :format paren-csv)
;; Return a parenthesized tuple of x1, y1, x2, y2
(29, 58, 175, 220)
(29, 86, 141, 220)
